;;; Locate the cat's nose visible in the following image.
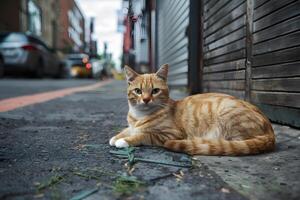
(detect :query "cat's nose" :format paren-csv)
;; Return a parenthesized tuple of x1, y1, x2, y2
(143, 98, 151, 104)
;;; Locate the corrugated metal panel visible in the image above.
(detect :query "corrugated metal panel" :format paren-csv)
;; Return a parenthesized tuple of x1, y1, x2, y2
(251, 0, 300, 127)
(202, 0, 247, 99)
(156, 0, 189, 87)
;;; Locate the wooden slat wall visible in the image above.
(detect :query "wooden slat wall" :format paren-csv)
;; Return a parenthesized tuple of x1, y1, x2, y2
(202, 0, 247, 99)
(201, 0, 300, 127)
(251, 0, 300, 127)
(156, 0, 189, 87)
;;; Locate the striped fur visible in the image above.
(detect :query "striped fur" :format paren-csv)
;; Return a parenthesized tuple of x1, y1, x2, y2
(109, 64, 276, 156)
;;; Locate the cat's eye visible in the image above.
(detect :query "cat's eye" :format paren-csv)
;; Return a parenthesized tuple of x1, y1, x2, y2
(134, 88, 142, 95)
(152, 88, 160, 94)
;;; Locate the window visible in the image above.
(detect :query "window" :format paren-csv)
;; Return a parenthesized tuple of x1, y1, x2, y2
(27, 0, 42, 36)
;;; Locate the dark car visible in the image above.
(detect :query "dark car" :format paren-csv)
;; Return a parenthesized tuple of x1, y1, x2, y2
(64, 53, 92, 78)
(0, 32, 62, 78)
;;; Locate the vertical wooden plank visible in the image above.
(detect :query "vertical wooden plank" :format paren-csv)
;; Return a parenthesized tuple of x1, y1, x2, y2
(188, 0, 203, 94)
(245, 0, 253, 101)
(155, 0, 159, 69)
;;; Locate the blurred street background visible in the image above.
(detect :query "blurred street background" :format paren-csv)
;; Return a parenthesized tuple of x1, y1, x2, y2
(0, 0, 122, 80)
(0, 0, 300, 199)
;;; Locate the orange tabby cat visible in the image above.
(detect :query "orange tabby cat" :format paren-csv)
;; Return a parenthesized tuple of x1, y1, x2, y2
(109, 64, 275, 155)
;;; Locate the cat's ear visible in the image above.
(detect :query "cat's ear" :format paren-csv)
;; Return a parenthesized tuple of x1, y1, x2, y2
(124, 65, 139, 84)
(156, 64, 168, 81)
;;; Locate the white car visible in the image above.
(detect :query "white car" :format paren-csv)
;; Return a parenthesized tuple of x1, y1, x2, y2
(90, 59, 105, 79)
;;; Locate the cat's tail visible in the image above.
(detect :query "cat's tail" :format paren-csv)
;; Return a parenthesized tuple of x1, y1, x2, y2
(163, 134, 275, 156)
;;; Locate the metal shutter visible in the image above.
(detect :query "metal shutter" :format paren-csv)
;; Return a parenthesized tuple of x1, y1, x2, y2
(156, 0, 190, 88)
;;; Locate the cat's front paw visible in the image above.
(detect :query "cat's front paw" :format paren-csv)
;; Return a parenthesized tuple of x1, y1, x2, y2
(109, 136, 117, 146)
(115, 138, 129, 148)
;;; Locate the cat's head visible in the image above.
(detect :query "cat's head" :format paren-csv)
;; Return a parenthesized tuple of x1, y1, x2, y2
(124, 64, 169, 111)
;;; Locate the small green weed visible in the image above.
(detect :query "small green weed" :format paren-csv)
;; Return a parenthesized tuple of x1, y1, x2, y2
(113, 175, 144, 195)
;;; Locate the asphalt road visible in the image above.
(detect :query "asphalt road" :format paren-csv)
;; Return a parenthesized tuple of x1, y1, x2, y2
(0, 79, 299, 200)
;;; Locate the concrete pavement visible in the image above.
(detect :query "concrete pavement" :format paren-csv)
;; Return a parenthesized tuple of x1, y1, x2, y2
(0, 79, 299, 200)
(194, 124, 300, 200)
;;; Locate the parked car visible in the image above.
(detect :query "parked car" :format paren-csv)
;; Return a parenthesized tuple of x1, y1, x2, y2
(64, 53, 92, 78)
(0, 32, 62, 78)
(0, 52, 4, 78)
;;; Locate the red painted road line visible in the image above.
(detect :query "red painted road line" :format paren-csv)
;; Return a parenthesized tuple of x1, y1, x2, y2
(0, 80, 112, 112)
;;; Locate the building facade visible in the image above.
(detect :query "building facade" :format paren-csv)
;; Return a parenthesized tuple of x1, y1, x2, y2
(57, 0, 85, 53)
(0, 0, 88, 54)
(0, 0, 59, 49)
(121, 0, 154, 73)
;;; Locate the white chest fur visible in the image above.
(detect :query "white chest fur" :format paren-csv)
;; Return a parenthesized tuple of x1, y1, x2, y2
(129, 107, 150, 119)
(129, 124, 139, 136)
